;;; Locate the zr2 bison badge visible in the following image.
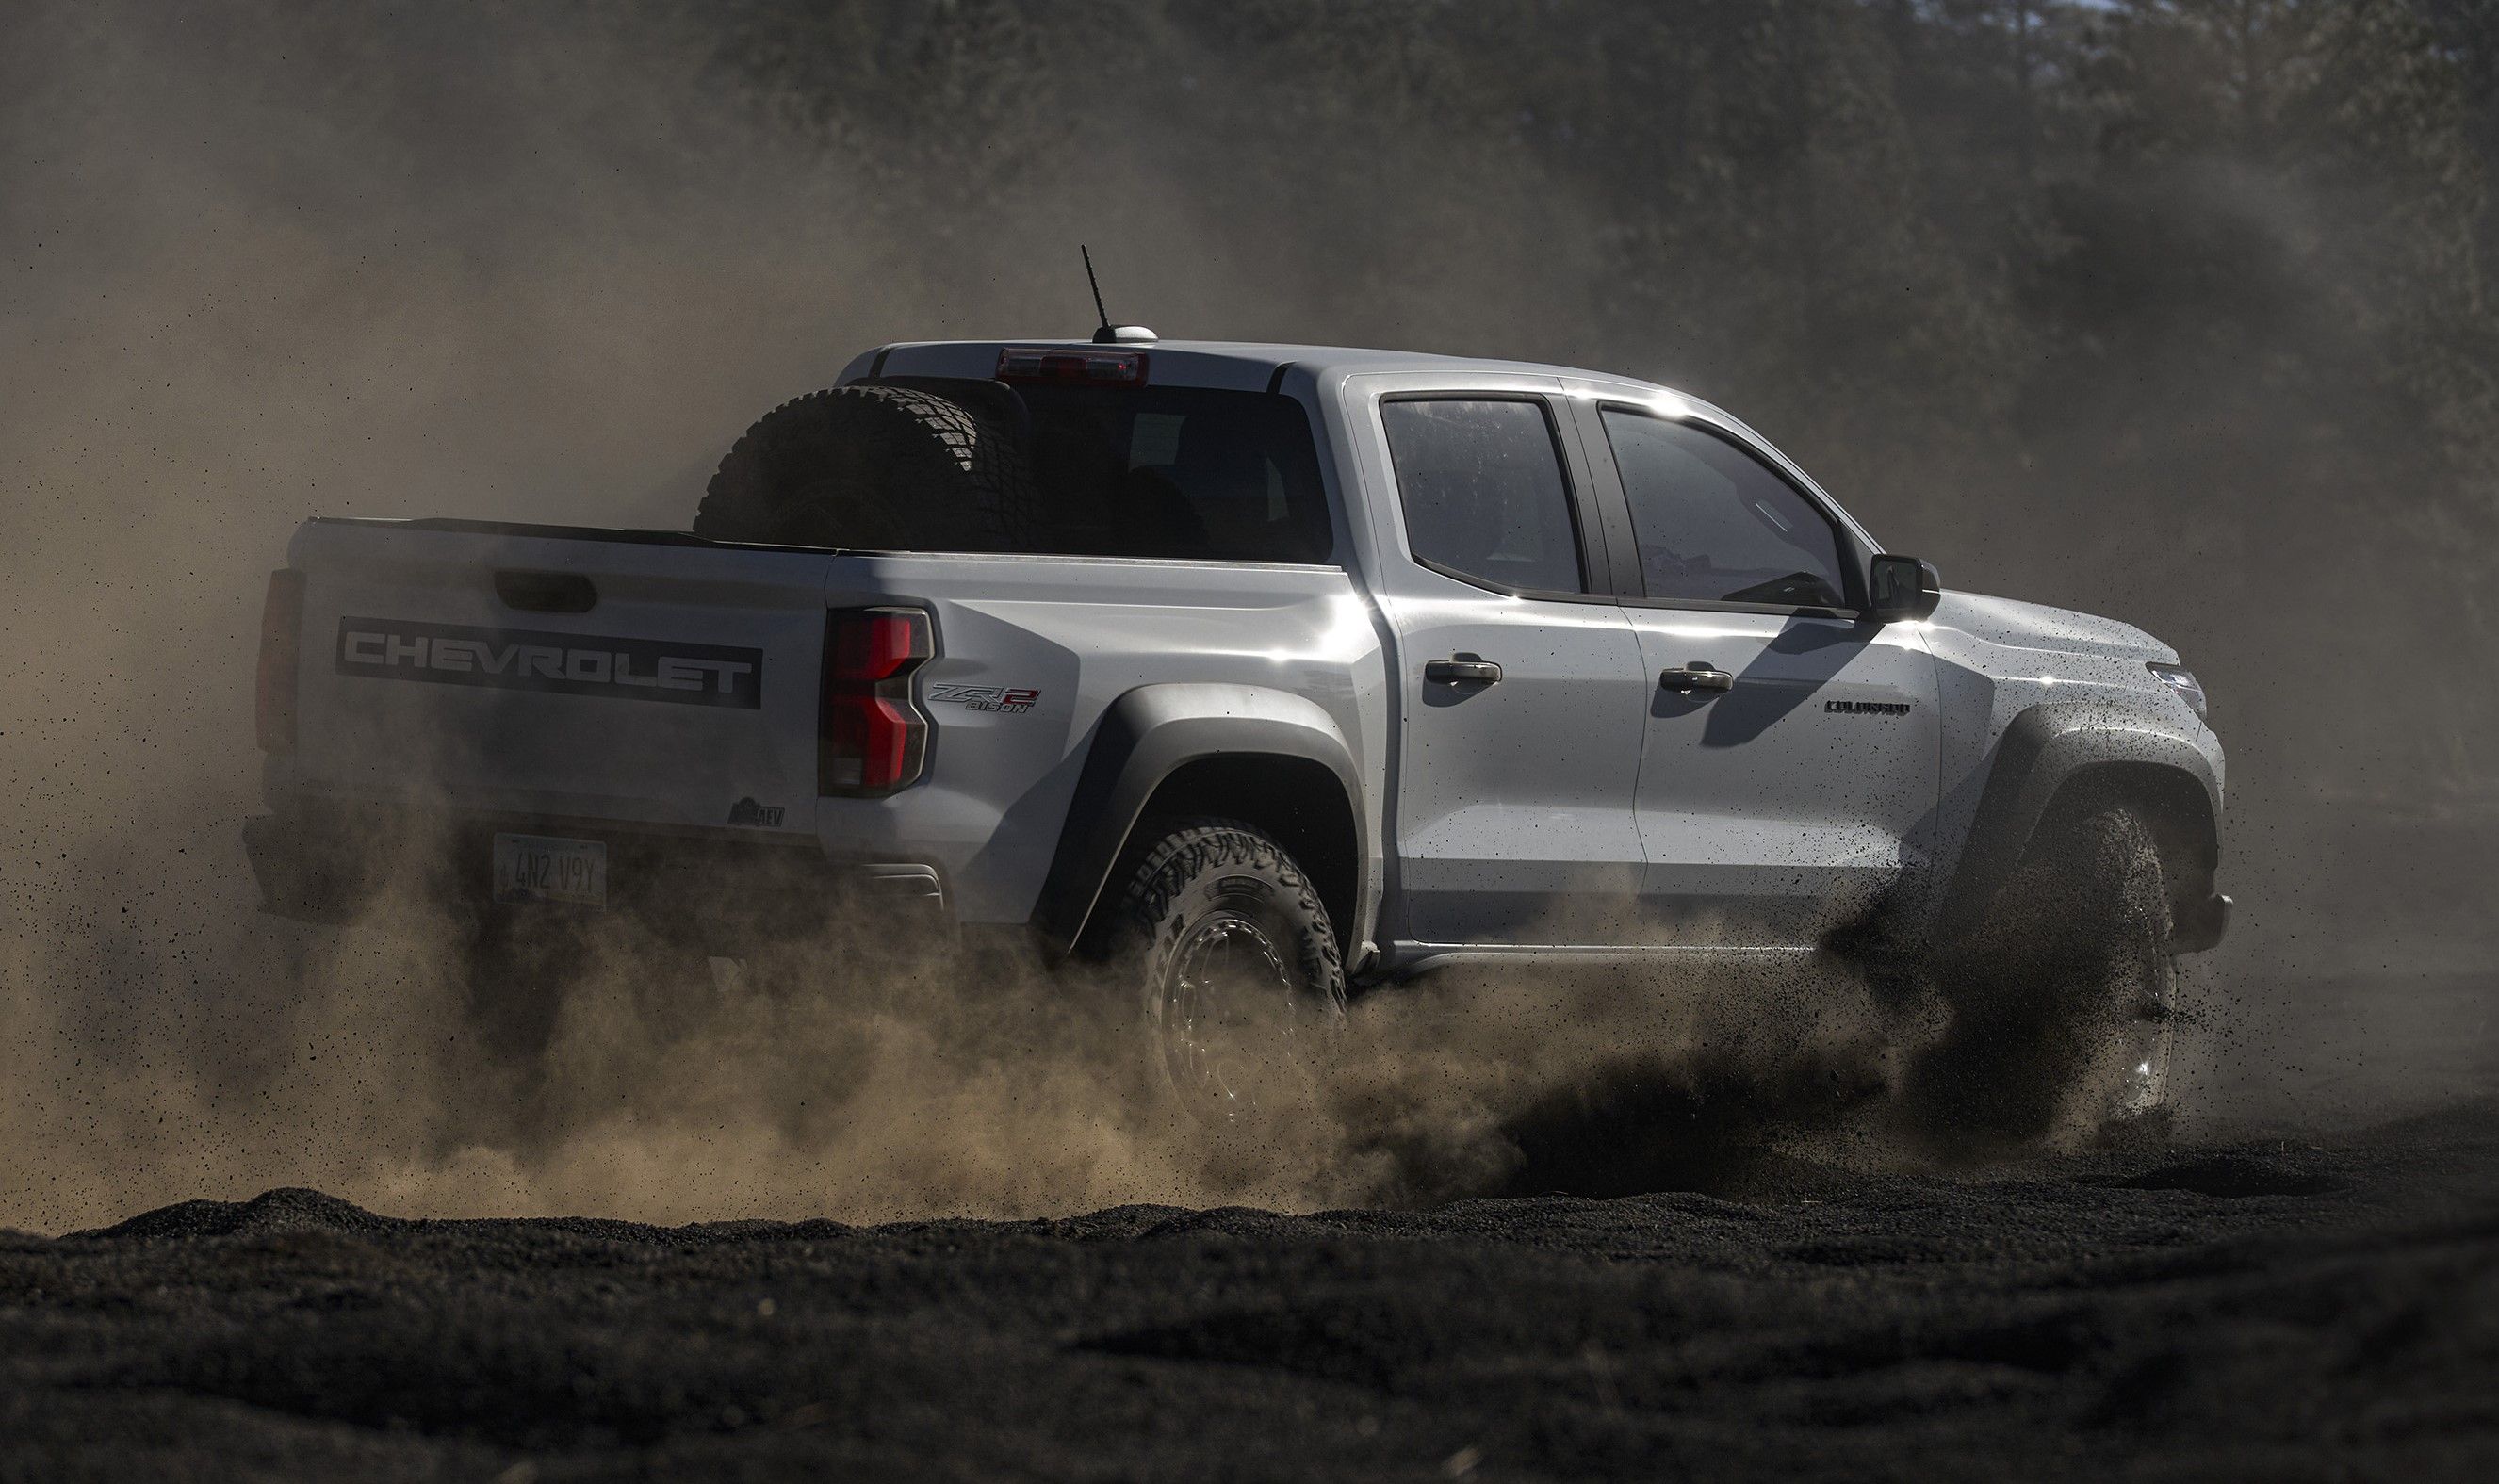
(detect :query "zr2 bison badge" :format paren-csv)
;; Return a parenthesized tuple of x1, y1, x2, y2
(927, 684, 1039, 714)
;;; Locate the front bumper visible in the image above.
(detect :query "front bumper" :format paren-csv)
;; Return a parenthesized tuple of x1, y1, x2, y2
(243, 806, 949, 948)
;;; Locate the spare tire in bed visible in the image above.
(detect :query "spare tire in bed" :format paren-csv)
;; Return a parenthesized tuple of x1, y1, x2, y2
(691, 384, 1037, 548)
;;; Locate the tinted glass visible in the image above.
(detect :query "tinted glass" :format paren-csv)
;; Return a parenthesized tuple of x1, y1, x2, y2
(892, 381, 1332, 563)
(1600, 411, 1851, 608)
(1021, 384, 1331, 562)
(1380, 399, 1585, 595)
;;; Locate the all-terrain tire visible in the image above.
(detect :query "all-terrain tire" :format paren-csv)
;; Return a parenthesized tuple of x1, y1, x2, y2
(1906, 805, 2181, 1150)
(691, 384, 1037, 549)
(1106, 819, 1348, 1120)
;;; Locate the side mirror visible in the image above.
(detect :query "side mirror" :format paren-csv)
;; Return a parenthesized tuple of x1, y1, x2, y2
(1869, 554, 1942, 622)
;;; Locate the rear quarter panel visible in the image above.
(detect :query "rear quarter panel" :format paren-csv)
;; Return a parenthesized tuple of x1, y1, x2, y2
(811, 553, 1389, 927)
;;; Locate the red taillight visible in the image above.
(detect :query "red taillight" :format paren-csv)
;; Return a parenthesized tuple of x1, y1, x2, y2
(820, 607, 934, 795)
(995, 346, 1149, 386)
(255, 569, 305, 752)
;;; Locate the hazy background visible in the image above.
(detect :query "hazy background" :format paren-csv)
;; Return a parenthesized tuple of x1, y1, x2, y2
(4, 0, 2495, 1231)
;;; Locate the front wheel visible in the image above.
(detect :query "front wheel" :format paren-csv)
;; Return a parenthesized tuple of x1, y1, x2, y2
(1105, 819, 1348, 1120)
(1905, 805, 2182, 1150)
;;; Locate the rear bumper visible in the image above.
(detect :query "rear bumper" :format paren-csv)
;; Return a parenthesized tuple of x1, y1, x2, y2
(242, 806, 951, 948)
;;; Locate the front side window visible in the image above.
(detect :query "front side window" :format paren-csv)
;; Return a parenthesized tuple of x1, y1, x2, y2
(1380, 398, 1586, 595)
(1599, 410, 1852, 609)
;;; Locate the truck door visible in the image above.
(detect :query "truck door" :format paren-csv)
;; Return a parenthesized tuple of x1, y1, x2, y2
(1566, 395, 1942, 941)
(1356, 385, 1650, 947)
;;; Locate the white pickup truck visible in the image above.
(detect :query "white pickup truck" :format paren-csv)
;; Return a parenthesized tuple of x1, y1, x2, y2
(247, 334, 2228, 1143)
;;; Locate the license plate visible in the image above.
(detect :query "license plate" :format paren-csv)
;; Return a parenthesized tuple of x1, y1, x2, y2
(492, 833, 608, 906)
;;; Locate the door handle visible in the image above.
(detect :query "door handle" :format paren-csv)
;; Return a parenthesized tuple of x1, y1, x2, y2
(1425, 658, 1503, 686)
(1659, 662, 1736, 693)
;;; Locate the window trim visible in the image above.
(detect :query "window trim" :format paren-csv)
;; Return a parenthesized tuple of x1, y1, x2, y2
(1377, 391, 1613, 605)
(1581, 399, 1870, 617)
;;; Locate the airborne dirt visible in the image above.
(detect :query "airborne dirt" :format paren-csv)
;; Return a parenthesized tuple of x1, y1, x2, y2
(4, 1099, 2494, 1481)
(9, 815, 2499, 1478)
(8, 834, 2495, 1481)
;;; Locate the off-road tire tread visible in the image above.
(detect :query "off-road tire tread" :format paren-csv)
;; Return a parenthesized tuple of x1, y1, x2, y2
(692, 384, 1037, 547)
(1914, 804, 2180, 1146)
(1111, 818, 1347, 1003)
(1983, 806, 2172, 977)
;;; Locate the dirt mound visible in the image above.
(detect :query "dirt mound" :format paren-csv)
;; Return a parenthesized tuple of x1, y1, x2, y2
(2098, 1150, 2347, 1199)
(3, 1103, 2492, 1480)
(86, 1186, 393, 1243)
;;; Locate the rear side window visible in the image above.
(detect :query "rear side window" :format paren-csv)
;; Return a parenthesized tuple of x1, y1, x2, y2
(1598, 410, 1852, 609)
(1380, 399, 1586, 595)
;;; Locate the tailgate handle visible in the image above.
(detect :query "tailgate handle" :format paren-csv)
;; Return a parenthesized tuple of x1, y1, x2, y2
(494, 571, 598, 613)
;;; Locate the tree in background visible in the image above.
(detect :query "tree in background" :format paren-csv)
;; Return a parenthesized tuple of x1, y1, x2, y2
(2418, 0, 2499, 291)
(2028, 0, 2499, 796)
(1532, 0, 2033, 513)
(1877, 1, 2102, 269)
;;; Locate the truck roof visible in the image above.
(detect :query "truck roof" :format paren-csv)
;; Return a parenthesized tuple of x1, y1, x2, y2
(846, 338, 1681, 398)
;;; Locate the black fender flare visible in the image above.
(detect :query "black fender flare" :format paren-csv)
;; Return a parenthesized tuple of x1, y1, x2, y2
(1931, 702, 2224, 951)
(1032, 683, 1367, 954)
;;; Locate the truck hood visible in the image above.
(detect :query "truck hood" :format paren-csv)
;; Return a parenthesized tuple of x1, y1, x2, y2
(1926, 590, 2177, 664)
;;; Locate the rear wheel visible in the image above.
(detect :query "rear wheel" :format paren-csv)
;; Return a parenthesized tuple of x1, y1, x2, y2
(1906, 805, 2181, 1150)
(1106, 820, 1348, 1120)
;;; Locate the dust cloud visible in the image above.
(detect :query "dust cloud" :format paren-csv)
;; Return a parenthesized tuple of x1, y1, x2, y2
(0, 0, 1695, 1233)
(6, 825, 1914, 1229)
(0, 2, 868, 1231)
(2, 1, 2490, 1234)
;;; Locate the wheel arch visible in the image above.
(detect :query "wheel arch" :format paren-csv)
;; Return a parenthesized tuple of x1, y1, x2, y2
(1935, 703, 2225, 954)
(1033, 684, 1371, 958)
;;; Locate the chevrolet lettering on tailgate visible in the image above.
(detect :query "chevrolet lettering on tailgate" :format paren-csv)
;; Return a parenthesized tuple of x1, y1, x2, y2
(335, 617, 762, 708)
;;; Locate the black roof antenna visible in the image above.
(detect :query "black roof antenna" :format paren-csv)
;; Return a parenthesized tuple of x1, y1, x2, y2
(1082, 245, 1154, 345)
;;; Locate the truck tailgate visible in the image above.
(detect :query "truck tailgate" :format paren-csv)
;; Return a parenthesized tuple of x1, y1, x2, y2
(284, 519, 833, 836)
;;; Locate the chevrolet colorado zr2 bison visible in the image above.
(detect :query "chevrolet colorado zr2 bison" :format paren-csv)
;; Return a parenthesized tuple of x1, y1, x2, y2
(245, 334, 2229, 1144)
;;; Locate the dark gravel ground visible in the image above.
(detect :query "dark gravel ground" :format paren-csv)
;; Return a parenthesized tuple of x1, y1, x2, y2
(3, 1101, 2494, 1482)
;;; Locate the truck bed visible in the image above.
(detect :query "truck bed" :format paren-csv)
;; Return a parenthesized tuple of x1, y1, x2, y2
(265, 515, 1383, 930)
